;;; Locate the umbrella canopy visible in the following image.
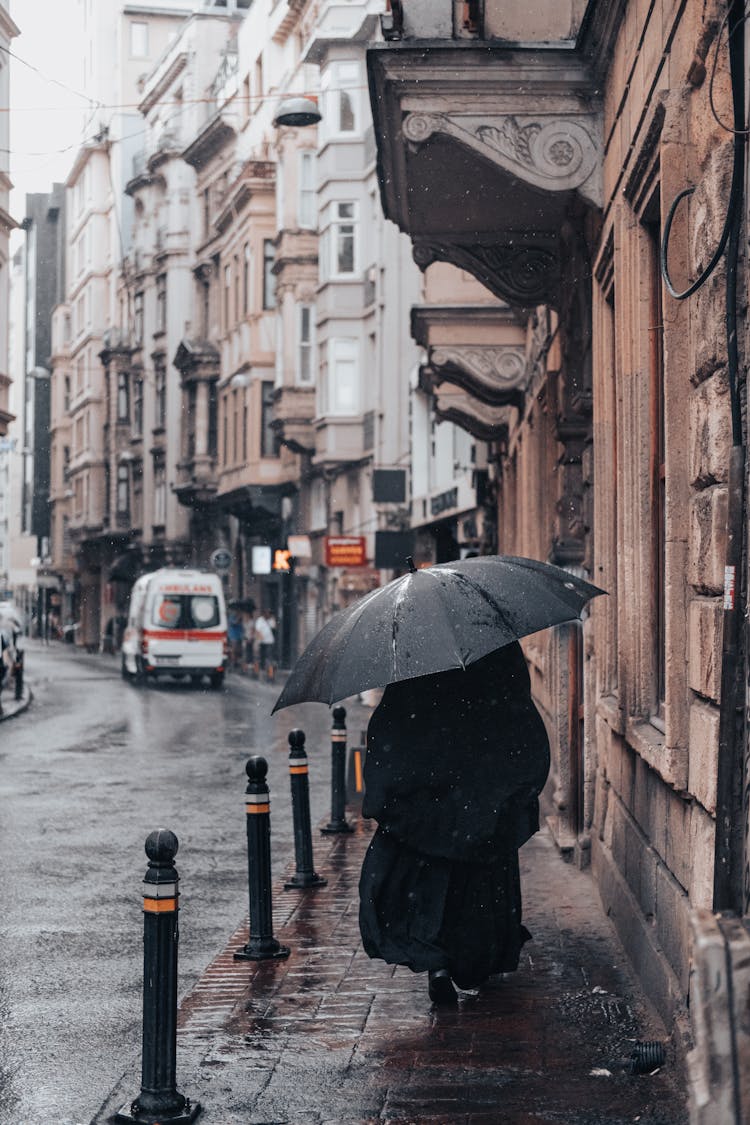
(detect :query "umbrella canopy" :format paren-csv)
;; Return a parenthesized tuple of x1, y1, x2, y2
(273, 554, 605, 712)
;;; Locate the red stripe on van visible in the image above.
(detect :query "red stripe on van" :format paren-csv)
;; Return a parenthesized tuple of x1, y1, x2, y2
(142, 629, 227, 643)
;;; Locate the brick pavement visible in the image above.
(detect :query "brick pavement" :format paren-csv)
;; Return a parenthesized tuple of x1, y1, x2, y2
(95, 800, 688, 1125)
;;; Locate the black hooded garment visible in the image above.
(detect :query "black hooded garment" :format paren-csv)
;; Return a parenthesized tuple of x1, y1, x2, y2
(358, 642, 550, 990)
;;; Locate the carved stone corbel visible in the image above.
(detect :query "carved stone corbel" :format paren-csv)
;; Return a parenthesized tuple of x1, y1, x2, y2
(402, 110, 602, 208)
(413, 239, 560, 309)
(428, 344, 529, 409)
(421, 365, 514, 442)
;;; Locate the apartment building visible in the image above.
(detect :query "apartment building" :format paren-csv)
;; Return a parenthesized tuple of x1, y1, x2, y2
(48, 1, 199, 648)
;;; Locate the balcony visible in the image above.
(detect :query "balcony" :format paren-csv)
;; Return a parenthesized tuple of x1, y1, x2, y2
(412, 302, 529, 413)
(366, 3, 608, 310)
(313, 415, 367, 468)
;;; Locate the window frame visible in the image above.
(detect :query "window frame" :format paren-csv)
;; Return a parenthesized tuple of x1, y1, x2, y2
(298, 151, 316, 229)
(297, 304, 315, 386)
(324, 337, 359, 416)
(262, 239, 276, 310)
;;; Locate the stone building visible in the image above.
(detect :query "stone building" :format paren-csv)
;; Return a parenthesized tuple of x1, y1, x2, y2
(0, 1, 19, 439)
(367, 0, 747, 1064)
(48, 1, 209, 648)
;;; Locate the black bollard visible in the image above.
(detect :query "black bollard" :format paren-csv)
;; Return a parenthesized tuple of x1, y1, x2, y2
(235, 756, 290, 961)
(13, 649, 23, 701)
(321, 706, 354, 834)
(284, 730, 327, 890)
(115, 829, 200, 1125)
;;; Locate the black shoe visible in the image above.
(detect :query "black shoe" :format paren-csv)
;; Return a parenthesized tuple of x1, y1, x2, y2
(428, 969, 458, 1005)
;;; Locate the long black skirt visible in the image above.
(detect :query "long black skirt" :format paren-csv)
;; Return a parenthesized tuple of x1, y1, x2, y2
(358, 827, 531, 990)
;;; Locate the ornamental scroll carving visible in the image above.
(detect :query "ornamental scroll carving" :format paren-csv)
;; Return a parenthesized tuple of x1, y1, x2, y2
(413, 240, 559, 308)
(431, 388, 513, 444)
(402, 111, 601, 207)
(429, 345, 529, 408)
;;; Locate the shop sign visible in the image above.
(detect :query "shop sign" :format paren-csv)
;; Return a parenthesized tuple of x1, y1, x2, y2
(287, 534, 312, 558)
(430, 487, 458, 517)
(325, 536, 367, 567)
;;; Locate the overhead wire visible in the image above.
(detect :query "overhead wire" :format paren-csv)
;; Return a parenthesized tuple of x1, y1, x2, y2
(660, 2, 748, 306)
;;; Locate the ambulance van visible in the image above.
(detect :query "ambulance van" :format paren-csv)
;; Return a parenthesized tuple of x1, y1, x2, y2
(121, 567, 228, 689)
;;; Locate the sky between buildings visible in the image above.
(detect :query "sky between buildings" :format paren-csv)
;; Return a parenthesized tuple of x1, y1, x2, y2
(8, 0, 88, 248)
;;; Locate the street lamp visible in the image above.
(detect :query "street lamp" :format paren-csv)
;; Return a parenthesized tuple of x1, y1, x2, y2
(272, 96, 321, 128)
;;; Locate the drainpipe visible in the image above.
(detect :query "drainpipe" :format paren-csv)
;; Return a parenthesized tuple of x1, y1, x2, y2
(711, 0, 746, 913)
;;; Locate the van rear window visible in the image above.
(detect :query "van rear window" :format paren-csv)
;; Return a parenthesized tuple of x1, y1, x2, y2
(153, 595, 221, 630)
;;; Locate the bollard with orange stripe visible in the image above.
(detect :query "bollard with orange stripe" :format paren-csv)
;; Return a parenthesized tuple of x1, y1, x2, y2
(115, 829, 200, 1124)
(322, 706, 354, 834)
(284, 730, 327, 890)
(347, 729, 366, 801)
(234, 756, 290, 962)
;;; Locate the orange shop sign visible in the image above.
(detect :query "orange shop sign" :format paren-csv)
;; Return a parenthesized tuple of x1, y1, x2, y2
(325, 536, 367, 567)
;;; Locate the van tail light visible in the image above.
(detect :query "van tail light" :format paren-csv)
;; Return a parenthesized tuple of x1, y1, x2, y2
(141, 636, 148, 654)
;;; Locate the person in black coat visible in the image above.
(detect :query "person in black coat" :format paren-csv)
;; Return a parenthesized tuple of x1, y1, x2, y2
(358, 641, 550, 1004)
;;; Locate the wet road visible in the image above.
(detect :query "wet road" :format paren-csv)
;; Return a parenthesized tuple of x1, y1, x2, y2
(0, 641, 371, 1125)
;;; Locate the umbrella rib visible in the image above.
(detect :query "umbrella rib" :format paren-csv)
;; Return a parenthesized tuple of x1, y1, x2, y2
(419, 569, 482, 669)
(329, 577, 408, 698)
(443, 562, 590, 639)
(436, 566, 520, 640)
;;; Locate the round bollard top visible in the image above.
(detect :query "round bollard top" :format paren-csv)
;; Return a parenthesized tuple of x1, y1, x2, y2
(332, 706, 346, 724)
(246, 755, 268, 781)
(145, 828, 178, 863)
(288, 729, 305, 750)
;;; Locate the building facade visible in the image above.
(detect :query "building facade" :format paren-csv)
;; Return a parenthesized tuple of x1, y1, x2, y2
(367, 0, 748, 1068)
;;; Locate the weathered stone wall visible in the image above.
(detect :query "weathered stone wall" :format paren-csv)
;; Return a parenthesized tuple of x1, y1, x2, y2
(493, 0, 735, 1033)
(588, 0, 733, 1029)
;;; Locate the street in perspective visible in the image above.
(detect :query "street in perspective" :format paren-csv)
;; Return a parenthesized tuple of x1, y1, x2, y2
(2, 0, 750, 1122)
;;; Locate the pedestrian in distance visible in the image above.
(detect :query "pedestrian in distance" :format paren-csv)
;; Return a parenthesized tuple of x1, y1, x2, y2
(242, 610, 255, 674)
(358, 641, 550, 1005)
(227, 608, 244, 670)
(253, 609, 276, 682)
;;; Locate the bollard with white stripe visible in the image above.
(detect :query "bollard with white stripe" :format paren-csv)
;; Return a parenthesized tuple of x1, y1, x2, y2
(322, 706, 354, 834)
(284, 729, 327, 890)
(234, 756, 290, 961)
(115, 829, 200, 1124)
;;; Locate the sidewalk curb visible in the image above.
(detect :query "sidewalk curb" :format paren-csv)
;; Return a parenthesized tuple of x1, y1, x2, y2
(0, 686, 33, 721)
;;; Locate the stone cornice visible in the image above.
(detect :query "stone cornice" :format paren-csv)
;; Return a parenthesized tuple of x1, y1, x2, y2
(182, 112, 236, 171)
(140, 51, 189, 115)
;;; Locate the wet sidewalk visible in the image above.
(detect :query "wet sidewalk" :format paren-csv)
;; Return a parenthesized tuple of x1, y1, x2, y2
(95, 812, 688, 1125)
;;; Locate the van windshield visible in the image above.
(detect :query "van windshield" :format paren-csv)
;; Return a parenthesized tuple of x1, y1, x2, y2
(153, 594, 221, 630)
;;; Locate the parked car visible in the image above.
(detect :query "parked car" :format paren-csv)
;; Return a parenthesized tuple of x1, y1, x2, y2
(121, 568, 228, 689)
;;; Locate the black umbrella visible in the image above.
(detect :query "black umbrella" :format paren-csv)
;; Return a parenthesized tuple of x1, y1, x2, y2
(273, 554, 605, 712)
